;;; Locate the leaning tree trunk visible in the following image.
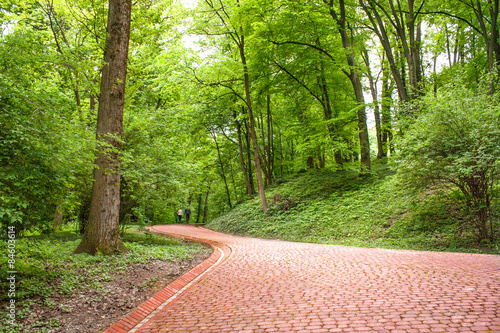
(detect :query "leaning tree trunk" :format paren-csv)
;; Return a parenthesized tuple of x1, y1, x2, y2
(75, 0, 131, 255)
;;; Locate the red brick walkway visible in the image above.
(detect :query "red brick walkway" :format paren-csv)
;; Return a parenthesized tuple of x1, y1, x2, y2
(107, 225, 500, 333)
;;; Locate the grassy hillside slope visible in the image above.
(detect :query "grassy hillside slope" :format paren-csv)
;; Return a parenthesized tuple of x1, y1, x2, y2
(207, 164, 499, 254)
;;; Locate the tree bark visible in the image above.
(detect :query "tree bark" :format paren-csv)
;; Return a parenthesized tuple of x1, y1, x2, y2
(318, 66, 335, 135)
(75, 0, 131, 255)
(391, 0, 423, 97)
(90, 94, 96, 112)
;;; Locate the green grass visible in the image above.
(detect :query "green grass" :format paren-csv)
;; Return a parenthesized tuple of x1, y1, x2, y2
(0, 225, 210, 332)
(208, 163, 500, 254)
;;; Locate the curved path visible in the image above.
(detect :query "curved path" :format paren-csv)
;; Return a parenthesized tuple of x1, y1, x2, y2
(107, 225, 500, 333)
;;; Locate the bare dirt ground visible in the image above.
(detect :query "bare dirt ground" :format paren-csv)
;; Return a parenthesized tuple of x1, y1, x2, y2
(15, 251, 211, 333)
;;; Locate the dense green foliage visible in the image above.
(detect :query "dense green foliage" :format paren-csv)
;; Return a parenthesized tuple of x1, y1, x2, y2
(1, 0, 499, 248)
(0, 18, 94, 234)
(397, 79, 500, 241)
(2, 1, 499, 331)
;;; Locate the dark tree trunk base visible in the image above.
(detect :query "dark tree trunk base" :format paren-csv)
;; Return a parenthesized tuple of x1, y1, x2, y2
(74, 237, 128, 256)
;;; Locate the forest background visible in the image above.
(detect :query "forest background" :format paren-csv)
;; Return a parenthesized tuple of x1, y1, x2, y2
(1, 0, 500, 252)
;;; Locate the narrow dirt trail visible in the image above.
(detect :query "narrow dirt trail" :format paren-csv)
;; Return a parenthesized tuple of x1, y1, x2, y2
(107, 224, 500, 333)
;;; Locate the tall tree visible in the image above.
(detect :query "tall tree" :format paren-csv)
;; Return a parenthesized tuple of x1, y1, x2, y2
(198, 0, 269, 212)
(210, 127, 233, 208)
(233, 108, 255, 196)
(326, 0, 371, 172)
(75, 0, 132, 255)
(362, 49, 385, 158)
(359, 0, 410, 101)
(381, 61, 394, 155)
(425, 0, 499, 91)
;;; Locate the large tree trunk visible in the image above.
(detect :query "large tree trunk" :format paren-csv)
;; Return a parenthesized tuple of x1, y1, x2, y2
(75, 0, 131, 255)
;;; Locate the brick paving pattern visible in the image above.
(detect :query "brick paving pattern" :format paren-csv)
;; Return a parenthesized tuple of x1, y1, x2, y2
(110, 225, 500, 333)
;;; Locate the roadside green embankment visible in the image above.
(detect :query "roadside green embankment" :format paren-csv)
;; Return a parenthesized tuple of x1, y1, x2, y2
(208, 164, 499, 254)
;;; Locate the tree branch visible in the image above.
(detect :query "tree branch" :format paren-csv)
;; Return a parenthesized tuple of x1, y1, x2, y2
(273, 61, 325, 108)
(419, 11, 482, 34)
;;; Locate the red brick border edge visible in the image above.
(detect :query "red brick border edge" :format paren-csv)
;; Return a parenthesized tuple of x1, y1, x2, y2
(103, 226, 231, 333)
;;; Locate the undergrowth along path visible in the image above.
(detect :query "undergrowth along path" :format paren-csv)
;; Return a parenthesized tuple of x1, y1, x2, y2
(110, 224, 500, 333)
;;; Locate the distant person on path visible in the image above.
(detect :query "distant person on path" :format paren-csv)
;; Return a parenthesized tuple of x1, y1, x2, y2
(177, 208, 183, 223)
(185, 206, 191, 223)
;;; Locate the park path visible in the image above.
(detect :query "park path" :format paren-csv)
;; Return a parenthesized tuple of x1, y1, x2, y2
(107, 224, 500, 333)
